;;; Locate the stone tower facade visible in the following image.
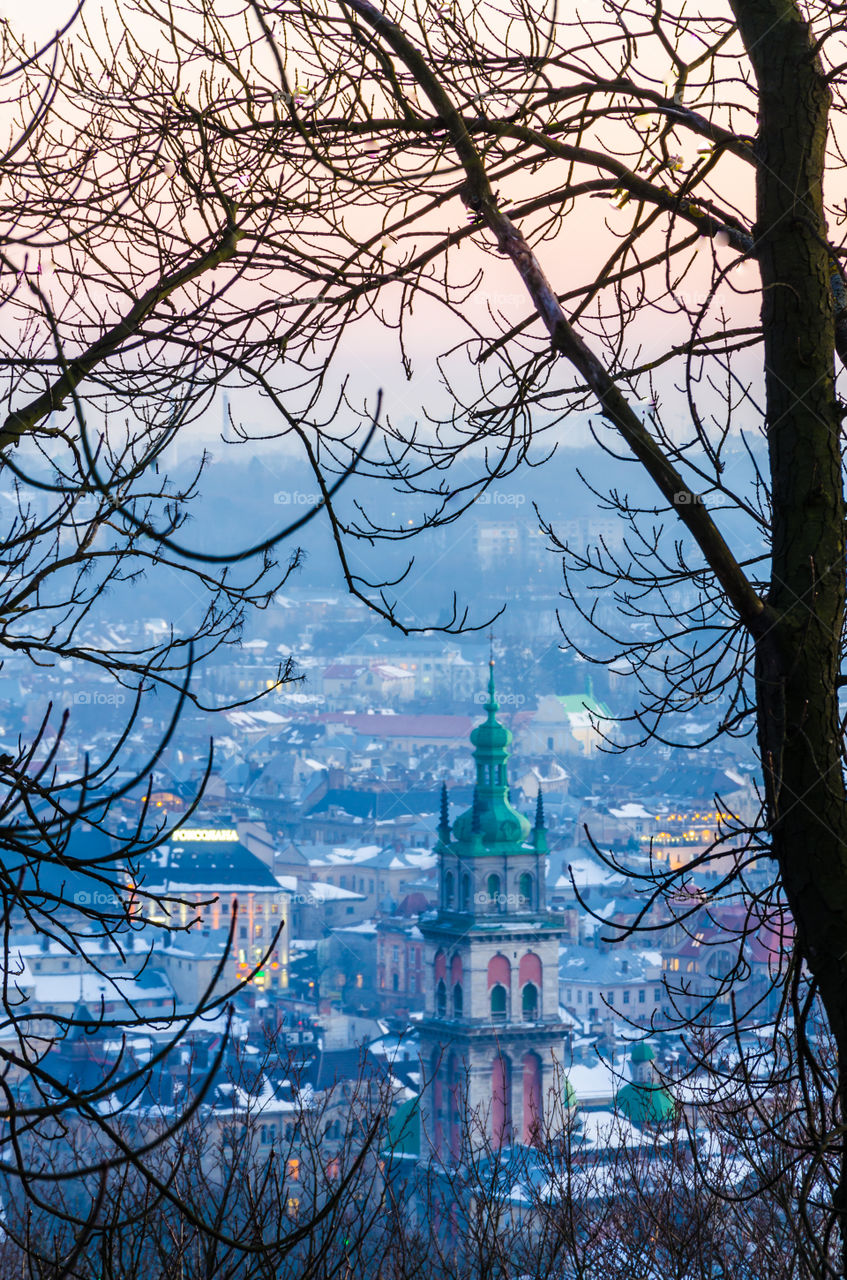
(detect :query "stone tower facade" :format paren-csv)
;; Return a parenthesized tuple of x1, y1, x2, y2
(418, 661, 568, 1161)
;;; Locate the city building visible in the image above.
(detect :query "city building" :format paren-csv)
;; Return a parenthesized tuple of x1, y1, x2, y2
(140, 826, 291, 997)
(417, 663, 570, 1160)
(558, 943, 663, 1024)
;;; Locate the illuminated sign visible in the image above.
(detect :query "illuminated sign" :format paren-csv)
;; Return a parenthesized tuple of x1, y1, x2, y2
(172, 828, 239, 843)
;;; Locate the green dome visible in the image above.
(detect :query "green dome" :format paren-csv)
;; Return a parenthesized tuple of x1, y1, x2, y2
(451, 660, 531, 852)
(470, 716, 511, 751)
(617, 1081, 675, 1127)
(630, 1042, 655, 1064)
(452, 801, 531, 848)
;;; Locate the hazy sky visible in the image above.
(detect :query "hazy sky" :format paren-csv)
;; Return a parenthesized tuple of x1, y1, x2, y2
(4, 0, 764, 464)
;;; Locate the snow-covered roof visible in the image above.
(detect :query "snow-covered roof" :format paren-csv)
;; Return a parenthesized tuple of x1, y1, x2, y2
(276, 876, 365, 903)
(608, 803, 653, 820)
(26, 970, 175, 1010)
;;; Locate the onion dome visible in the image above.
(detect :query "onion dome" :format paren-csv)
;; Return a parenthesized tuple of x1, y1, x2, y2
(451, 659, 531, 851)
(616, 1041, 675, 1127)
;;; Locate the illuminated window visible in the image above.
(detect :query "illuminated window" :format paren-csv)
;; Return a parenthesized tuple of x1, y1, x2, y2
(287, 1197, 300, 1219)
(287, 1158, 300, 1182)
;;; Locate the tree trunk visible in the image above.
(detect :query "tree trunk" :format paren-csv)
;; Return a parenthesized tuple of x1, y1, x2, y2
(730, 0, 847, 1268)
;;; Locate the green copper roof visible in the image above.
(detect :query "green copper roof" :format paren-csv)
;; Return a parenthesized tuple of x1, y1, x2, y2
(555, 693, 613, 720)
(470, 662, 512, 752)
(630, 1042, 655, 1064)
(616, 1080, 675, 1127)
(382, 1095, 420, 1157)
(451, 660, 532, 854)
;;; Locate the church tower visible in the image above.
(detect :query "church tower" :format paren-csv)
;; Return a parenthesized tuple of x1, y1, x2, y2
(418, 660, 568, 1161)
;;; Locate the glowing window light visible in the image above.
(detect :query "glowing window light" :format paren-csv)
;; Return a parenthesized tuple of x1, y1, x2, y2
(172, 828, 239, 842)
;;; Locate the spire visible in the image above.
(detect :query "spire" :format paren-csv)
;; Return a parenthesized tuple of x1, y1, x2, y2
(452, 656, 531, 852)
(486, 643, 498, 716)
(438, 782, 450, 843)
(532, 785, 548, 854)
(535, 787, 545, 831)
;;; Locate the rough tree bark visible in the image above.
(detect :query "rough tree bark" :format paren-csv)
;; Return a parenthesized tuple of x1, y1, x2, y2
(730, 0, 847, 1262)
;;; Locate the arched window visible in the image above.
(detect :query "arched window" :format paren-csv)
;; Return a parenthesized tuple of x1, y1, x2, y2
(461, 873, 471, 911)
(436, 979, 447, 1017)
(519, 951, 542, 987)
(518, 872, 533, 908)
(444, 870, 455, 907)
(522, 1052, 543, 1146)
(447, 1052, 462, 1163)
(519, 952, 542, 1020)
(491, 1054, 512, 1148)
(431, 1049, 444, 1159)
(487, 873, 501, 902)
(490, 984, 507, 1021)
(450, 954, 463, 1015)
